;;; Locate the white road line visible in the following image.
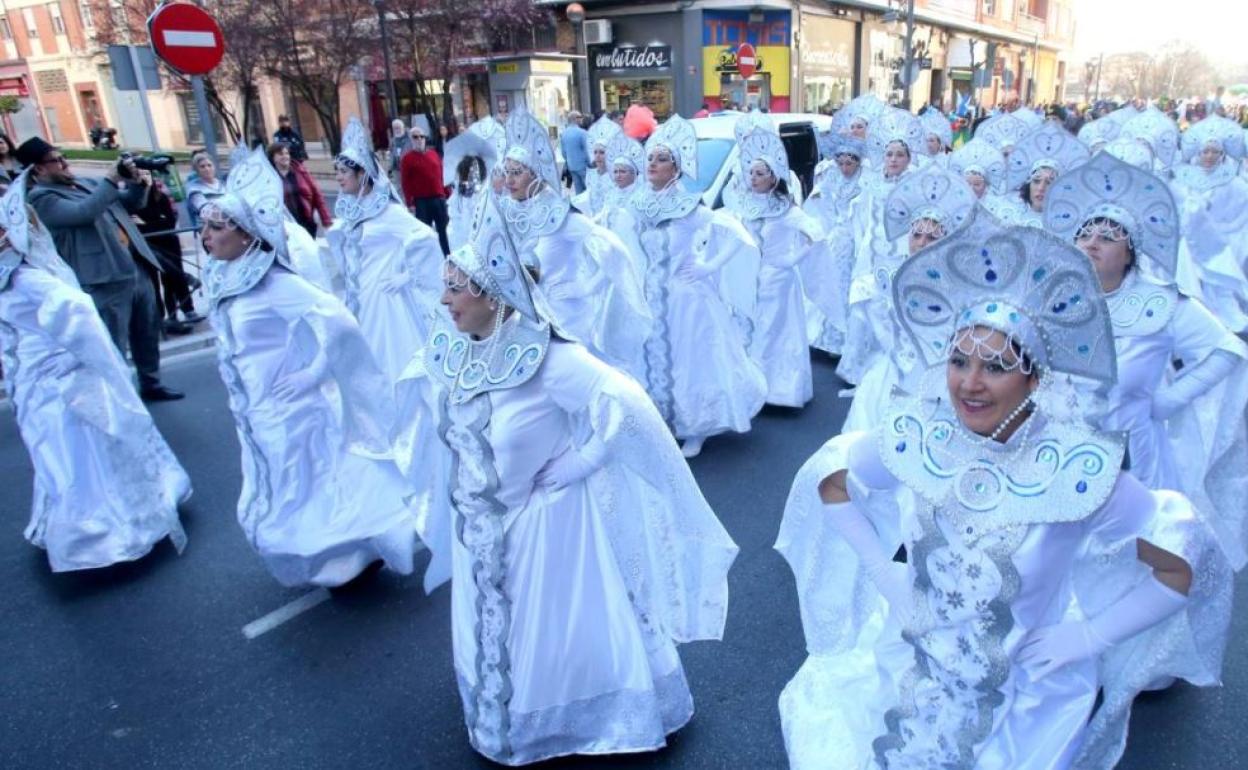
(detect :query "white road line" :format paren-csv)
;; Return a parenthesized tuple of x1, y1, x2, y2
(163, 30, 217, 47)
(242, 588, 331, 640)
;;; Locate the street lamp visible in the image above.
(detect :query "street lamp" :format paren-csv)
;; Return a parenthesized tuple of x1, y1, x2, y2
(372, 0, 399, 122)
(567, 3, 590, 114)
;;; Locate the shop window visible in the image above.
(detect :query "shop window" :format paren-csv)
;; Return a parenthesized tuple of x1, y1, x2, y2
(0, 17, 11, 41)
(599, 78, 673, 120)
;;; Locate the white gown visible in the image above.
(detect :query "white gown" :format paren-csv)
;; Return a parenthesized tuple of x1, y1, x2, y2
(210, 267, 418, 587)
(628, 188, 767, 439)
(776, 399, 1231, 770)
(733, 196, 822, 407)
(446, 186, 479, 252)
(801, 168, 863, 354)
(571, 166, 613, 221)
(325, 201, 444, 389)
(397, 324, 737, 766)
(1171, 161, 1248, 332)
(503, 191, 652, 378)
(1, 251, 189, 571)
(1097, 271, 1248, 568)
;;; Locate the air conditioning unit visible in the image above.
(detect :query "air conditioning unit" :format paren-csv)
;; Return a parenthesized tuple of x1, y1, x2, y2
(583, 19, 612, 46)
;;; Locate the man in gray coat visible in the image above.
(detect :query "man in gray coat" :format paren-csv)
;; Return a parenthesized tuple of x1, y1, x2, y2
(19, 138, 184, 401)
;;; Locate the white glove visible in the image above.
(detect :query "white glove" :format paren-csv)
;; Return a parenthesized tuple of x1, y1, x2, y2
(1018, 575, 1188, 681)
(1151, 349, 1238, 421)
(677, 261, 714, 282)
(46, 355, 79, 378)
(825, 501, 914, 623)
(272, 355, 327, 401)
(379, 270, 412, 294)
(535, 438, 608, 492)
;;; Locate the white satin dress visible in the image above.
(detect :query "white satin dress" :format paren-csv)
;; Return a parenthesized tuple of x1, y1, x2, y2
(1, 255, 189, 571)
(210, 267, 418, 586)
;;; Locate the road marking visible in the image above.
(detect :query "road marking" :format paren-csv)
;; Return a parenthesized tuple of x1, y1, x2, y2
(242, 588, 331, 639)
(162, 30, 217, 47)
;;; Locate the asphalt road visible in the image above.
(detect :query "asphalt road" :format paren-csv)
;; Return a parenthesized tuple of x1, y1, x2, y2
(1, 351, 1244, 768)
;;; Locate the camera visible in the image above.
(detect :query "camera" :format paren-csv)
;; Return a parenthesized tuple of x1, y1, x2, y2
(117, 151, 175, 179)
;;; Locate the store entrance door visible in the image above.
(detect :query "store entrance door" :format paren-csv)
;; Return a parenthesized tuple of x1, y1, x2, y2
(719, 75, 770, 110)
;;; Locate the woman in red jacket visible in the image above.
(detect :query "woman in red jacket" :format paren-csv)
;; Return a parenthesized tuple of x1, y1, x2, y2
(267, 141, 332, 236)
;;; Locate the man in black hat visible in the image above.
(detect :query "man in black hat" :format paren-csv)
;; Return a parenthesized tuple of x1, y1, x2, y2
(19, 137, 184, 401)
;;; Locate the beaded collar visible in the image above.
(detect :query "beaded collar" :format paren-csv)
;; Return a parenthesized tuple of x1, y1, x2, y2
(423, 313, 551, 404)
(629, 182, 700, 227)
(723, 182, 792, 221)
(1173, 161, 1239, 193)
(499, 186, 571, 245)
(1104, 269, 1176, 338)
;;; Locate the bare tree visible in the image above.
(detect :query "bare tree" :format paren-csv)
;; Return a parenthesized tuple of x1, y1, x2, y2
(255, 0, 378, 155)
(1152, 41, 1219, 100)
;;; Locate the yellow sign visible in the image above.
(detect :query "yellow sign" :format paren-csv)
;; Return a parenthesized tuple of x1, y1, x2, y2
(531, 59, 573, 75)
(702, 45, 791, 96)
(494, 62, 521, 75)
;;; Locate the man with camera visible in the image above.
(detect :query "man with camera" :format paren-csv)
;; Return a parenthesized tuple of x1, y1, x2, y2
(18, 137, 184, 401)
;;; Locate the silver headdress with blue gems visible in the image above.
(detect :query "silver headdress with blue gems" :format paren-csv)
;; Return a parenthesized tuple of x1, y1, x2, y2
(832, 93, 887, 134)
(470, 116, 509, 173)
(646, 113, 698, 180)
(883, 164, 977, 241)
(505, 106, 561, 189)
(335, 116, 398, 222)
(588, 114, 622, 150)
(1042, 150, 1179, 279)
(1181, 115, 1246, 163)
(1005, 122, 1090, 191)
(607, 131, 645, 175)
(949, 138, 1007, 192)
(919, 109, 952, 152)
(1120, 107, 1179, 171)
(975, 113, 1030, 152)
(450, 191, 539, 323)
(1101, 137, 1155, 171)
(735, 111, 789, 181)
(869, 107, 925, 162)
(892, 206, 1116, 385)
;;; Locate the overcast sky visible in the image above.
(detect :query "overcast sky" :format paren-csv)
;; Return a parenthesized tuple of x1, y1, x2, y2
(1072, 0, 1244, 67)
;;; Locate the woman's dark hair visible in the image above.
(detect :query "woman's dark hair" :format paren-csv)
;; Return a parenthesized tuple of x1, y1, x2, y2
(457, 155, 486, 185)
(0, 132, 14, 159)
(772, 178, 790, 198)
(1081, 216, 1137, 270)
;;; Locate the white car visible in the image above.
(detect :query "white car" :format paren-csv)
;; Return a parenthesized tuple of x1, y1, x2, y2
(685, 111, 834, 209)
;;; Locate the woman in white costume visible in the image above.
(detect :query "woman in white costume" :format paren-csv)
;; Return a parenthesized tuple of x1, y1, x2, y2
(918, 108, 952, 169)
(838, 164, 975, 433)
(1045, 150, 1248, 569)
(571, 114, 622, 220)
(397, 192, 738, 765)
(626, 114, 767, 458)
(1000, 122, 1090, 227)
(948, 136, 1019, 223)
(200, 147, 418, 587)
(443, 127, 498, 252)
(724, 112, 822, 408)
(498, 106, 651, 377)
(776, 209, 1229, 769)
(1170, 115, 1248, 333)
(1120, 107, 1180, 177)
(802, 134, 866, 355)
(323, 118, 445, 391)
(832, 93, 887, 171)
(849, 108, 925, 287)
(0, 172, 189, 572)
(598, 130, 647, 269)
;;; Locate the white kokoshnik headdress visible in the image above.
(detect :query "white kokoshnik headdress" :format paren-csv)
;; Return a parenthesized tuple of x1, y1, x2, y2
(588, 114, 622, 150)
(883, 164, 977, 241)
(869, 107, 925, 163)
(735, 110, 790, 182)
(975, 113, 1030, 153)
(892, 206, 1116, 385)
(505, 105, 560, 190)
(0, 169, 33, 257)
(919, 109, 953, 152)
(646, 113, 698, 181)
(1043, 150, 1179, 279)
(0, 169, 76, 289)
(1005, 122, 1090, 191)
(1077, 118, 1117, 151)
(1101, 137, 1155, 171)
(1120, 107, 1179, 171)
(607, 131, 645, 175)
(1181, 114, 1245, 163)
(449, 191, 539, 323)
(335, 116, 398, 223)
(832, 93, 887, 135)
(442, 129, 499, 188)
(470, 116, 509, 173)
(201, 146, 291, 304)
(949, 138, 1007, 192)
(829, 134, 867, 160)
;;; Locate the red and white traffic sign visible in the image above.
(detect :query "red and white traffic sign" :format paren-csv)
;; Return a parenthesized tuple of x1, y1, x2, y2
(737, 43, 757, 79)
(147, 2, 225, 76)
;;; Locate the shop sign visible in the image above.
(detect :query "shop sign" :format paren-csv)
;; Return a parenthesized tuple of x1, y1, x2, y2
(716, 47, 765, 75)
(494, 62, 521, 75)
(593, 46, 671, 71)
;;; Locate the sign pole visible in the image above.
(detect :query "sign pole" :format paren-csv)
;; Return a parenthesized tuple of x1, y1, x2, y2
(191, 75, 218, 162)
(127, 44, 162, 151)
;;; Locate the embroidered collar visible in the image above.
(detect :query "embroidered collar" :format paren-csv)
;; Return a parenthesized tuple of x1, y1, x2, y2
(423, 313, 551, 404)
(499, 186, 571, 246)
(334, 186, 392, 227)
(0, 247, 20, 291)
(629, 182, 700, 227)
(1105, 269, 1176, 337)
(203, 240, 277, 307)
(879, 387, 1124, 533)
(1174, 161, 1239, 192)
(724, 182, 792, 220)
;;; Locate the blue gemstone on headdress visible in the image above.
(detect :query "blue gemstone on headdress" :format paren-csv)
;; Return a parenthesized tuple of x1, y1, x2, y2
(985, 269, 998, 282)
(434, 354, 442, 361)
(1077, 344, 1089, 354)
(517, 367, 524, 374)
(1076, 480, 1088, 493)
(1009, 312, 1020, 322)
(1033, 268, 1047, 280)
(981, 248, 989, 257)
(1071, 294, 1081, 304)
(926, 268, 941, 279)
(1053, 301, 1068, 313)
(1145, 309, 1154, 317)
(928, 304, 942, 312)
(986, 303, 998, 313)
(1105, 184, 1112, 192)
(1149, 215, 1157, 222)
(895, 441, 906, 453)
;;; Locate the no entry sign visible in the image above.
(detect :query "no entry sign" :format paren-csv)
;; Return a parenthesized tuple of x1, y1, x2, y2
(737, 43, 757, 79)
(147, 2, 225, 76)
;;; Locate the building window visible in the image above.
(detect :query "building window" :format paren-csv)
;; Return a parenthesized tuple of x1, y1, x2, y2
(49, 4, 66, 35)
(983, 0, 997, 15)
(0, 17, 11, 41)
(23, 8, 38, 39)
(80, 1, 94, 31)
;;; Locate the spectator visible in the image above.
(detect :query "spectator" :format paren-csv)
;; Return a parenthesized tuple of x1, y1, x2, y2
(19, 137, 184, 401)
(133, 169, 203, 334)
(387, 118, 410, 174)
(399, 125, 451, 254)
(267, 141, 331, 236)
(183, 149, 225, 228)
(560, 110, 590, 194)
(272, 114, 308, 162)
(0, 132, 19, 183)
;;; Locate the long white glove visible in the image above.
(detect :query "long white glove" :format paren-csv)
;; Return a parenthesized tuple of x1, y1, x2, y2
(272, 353, 328, 401)
(825, 501, 913, 622)
(535, 436, 609, 492)
(1017, 575, 1188, 681)
(378, 269, 413, 294)
(1151, 349, 1238, 421)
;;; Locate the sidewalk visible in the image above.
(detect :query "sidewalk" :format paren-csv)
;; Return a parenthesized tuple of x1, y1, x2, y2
(74, 150, 351, 198)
